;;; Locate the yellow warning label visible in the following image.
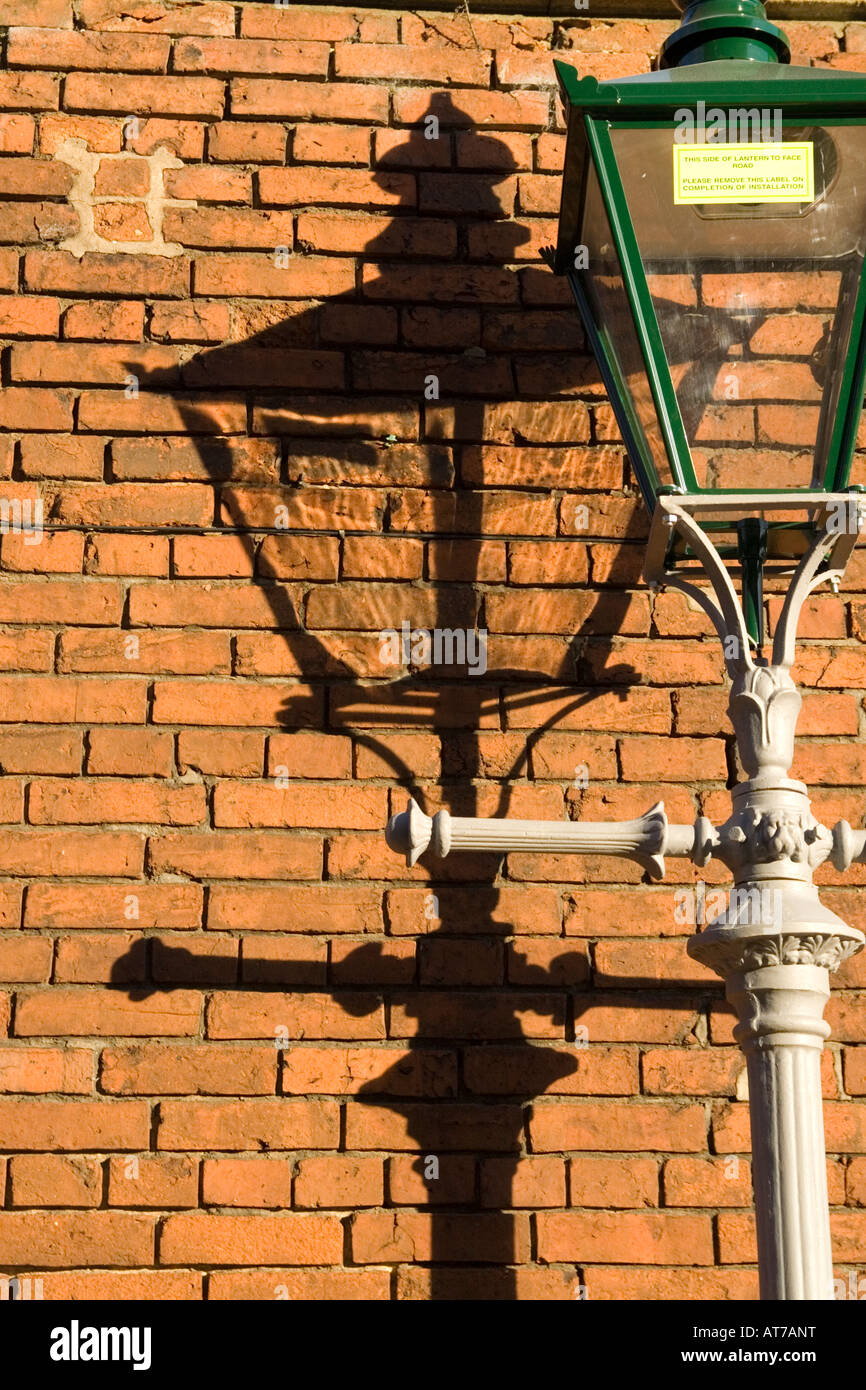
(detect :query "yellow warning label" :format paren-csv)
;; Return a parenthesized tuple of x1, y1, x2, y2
(673, 142, 814, 205)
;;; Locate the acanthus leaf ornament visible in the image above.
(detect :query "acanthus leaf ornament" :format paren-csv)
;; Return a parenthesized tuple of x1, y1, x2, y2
(690, 930, 863, 978)
(728, 665, 802, 781)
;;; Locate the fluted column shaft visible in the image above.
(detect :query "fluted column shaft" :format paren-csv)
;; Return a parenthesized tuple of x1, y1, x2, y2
(727, 964, 833, 1300)
(686, 764, 863, 1301)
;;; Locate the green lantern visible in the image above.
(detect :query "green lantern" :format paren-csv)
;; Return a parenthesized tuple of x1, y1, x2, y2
(552, 0, 866, 646)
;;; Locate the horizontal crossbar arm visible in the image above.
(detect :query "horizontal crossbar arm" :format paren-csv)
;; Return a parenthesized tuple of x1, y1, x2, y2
(385, 797, 699, 881)
(831, 820, 866, 872)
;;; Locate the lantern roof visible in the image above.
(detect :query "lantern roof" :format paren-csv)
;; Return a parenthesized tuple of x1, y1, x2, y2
(553, 60, 866, 276)
(555, 57, 866, 120)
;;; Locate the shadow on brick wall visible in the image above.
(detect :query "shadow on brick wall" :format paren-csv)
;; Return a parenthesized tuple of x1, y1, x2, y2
(108, 97, 706, 1300)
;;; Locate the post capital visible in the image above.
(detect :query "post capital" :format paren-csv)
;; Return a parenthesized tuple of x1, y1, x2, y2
(689, 923, 865, 981)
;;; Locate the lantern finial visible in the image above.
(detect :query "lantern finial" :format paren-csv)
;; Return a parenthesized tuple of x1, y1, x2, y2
(660, 0, 791, 68)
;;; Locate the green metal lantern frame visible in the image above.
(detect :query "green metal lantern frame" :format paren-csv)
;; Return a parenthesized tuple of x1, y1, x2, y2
(553, 58, 866, 580)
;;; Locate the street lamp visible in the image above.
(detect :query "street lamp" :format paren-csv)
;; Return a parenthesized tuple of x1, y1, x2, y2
(384, 0, 866, 1300)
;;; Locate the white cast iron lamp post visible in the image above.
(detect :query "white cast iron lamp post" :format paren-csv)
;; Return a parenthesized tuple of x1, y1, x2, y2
(385, 1, 866, 1300)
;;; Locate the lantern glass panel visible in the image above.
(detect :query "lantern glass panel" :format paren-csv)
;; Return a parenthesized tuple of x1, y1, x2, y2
(608, 122, 866, 491)
(580, 161, 678, 489)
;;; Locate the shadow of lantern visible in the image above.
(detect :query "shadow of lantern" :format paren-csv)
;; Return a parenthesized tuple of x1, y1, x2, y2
(113, 93, 661, 1299)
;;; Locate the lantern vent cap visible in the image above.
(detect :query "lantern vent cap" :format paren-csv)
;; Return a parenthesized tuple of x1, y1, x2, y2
(660, 0, 791, 69)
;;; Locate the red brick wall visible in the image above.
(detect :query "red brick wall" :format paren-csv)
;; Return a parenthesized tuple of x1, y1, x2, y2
(0, 0, 864, 1300)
